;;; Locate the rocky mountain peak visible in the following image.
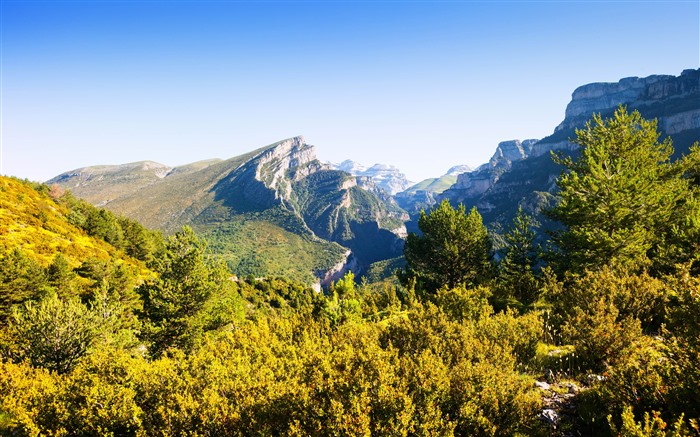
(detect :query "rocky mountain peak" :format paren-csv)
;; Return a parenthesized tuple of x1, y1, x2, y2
(329, 160, 411, 195)
(248, 136, 326, 203)
(446, 165, 472, 176)
(440, 68, 700, 227)
(489, 139, 539, 169)
(334, 160, 367, 175)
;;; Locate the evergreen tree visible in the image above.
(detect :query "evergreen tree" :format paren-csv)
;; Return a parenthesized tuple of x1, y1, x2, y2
(498, 207, 541, 305)
(546, 106, 694, 273)
(7, 292, 99, 374)
(401, 200, 492, 292)
(0, 249, 48, 324)
(137, 226, 222, 356)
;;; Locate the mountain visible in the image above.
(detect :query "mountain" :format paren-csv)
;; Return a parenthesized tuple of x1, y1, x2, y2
(394, 165, 472, 213)
(49, 137, 408, 286)
(438, 139, 539, 205)
(329, 160, 412, 195)
(440, 68, 700, 227)
(445, 165, 472, 176)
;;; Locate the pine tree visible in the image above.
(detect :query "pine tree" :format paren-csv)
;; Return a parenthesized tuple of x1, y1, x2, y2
(7, 292, 99, 374)
(546, 106, 692, 273)
(137, 226, 221, 356)
(498, 207, 541, 305)
(401, 200, 492, 292)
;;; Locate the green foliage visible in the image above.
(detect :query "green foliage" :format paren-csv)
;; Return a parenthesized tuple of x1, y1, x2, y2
(547, 106, 698, 273)
(497, 207, 542, 306)
(402, 200, 492, 292)
(2, 107, 699, 435)
(0, 249, 47, 324)
(609, 406, 696, 437)
(138, 226, 233, 356)
(60, 192, 165, 264)
(5, 293, 99, 374)
(201, 212, 347, 285)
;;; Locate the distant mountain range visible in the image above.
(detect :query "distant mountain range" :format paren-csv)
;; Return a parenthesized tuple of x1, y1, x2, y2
(49, 68, 700, 283)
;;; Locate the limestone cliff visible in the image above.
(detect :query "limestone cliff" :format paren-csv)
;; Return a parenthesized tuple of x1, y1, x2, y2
(441, 139, 539, 204)
(329, 160, 412, 195)
(441, 68, 700, 227)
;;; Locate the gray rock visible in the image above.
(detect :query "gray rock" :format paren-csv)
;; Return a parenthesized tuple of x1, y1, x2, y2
(445, 164, 472, 176)
(540, 409, 559, 427)
(329, 160, 411, 195)
(535, 381, 551, 391)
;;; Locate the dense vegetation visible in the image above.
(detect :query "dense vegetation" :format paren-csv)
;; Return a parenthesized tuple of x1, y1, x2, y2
(1, 108, 699, 436)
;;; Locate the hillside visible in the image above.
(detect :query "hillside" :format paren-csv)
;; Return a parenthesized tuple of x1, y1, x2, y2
(0, 176, 152, 269)
(49, 137, 408, 285)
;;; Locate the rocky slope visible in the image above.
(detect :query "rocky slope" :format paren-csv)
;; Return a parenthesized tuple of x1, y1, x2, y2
(440, 68, 700, 226)
(329, 160, 412, 195)
(49, 137, 408, 285)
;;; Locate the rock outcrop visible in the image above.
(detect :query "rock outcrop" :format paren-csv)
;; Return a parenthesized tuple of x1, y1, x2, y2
(441, 139, 539, 204)
(441, 68, 700, 227)
(489, 139, 538, 169)
(329, 160, 412, 195)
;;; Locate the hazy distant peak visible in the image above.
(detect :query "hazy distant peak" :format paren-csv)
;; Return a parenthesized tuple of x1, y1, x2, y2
(445, 165, 472, 176)
(329, 159, 411, 195)
(334, 160, 367, 174)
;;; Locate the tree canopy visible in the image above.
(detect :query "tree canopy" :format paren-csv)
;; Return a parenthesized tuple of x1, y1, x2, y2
(547, 106, 700, 274)
(401, 200, 492, 292)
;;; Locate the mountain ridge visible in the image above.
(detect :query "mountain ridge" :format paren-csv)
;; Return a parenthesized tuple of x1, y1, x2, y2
(49, 137, 407, 286)
(441, 68, 700, 226)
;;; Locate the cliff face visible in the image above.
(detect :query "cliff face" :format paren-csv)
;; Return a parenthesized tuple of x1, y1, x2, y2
(548, 68, 699, 146)
(329, 160, 412, 195)
(441, 68, 700, 226)
(441, 139, 539, 204)
(563, 75, 672, 121)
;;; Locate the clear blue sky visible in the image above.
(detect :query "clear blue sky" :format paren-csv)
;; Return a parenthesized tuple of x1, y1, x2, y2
(2, 0, 698, 183)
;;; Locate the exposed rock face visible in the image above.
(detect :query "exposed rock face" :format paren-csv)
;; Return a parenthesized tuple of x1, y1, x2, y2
(441, 138, 539, 203)
(489, 140, 538, 169)
(252, 136, 326, 202)
(441, 68, 700, 229)
(334, 159, 367, 175)
(317, 250, 358, 287)
(51, 136, 409, 284)
(329, 160, 412, 195)
(364, 164, 412, 195)
(555, 68, 700, 134)
(563, 75, 671, 120)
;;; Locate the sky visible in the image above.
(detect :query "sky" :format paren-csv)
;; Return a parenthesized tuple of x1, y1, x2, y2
(2, 0, 699, 184)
